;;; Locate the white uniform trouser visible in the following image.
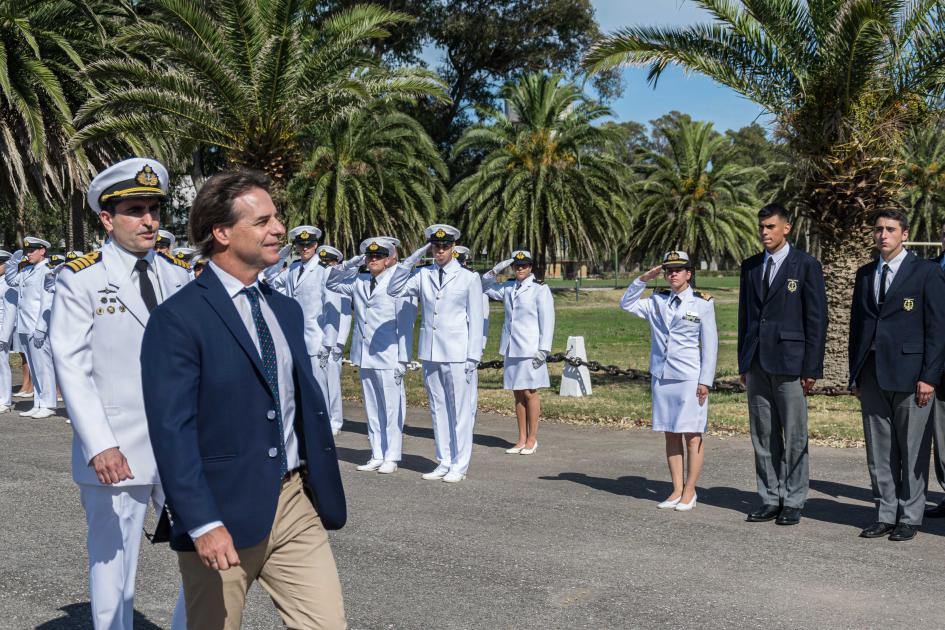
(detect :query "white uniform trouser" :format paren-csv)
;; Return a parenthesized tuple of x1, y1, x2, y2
(423, 361, 475, 474)
(20, 332, 56, 409)
(0, 344, 11, 407)
(80, 483, 169, 630)
(360, 367, 404, 462)
(325, 354, 344, 432)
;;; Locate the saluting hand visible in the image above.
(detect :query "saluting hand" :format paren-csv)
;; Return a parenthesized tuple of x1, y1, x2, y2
(696, 384, 709, 406)
(916, 381, 934, 407)
(195, 526, 240, 571)
(638, 265, 663, 283)
(90, 447, 134, 485)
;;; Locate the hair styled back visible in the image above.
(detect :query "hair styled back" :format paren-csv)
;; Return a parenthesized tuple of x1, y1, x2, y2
(189, 169, 272, 257)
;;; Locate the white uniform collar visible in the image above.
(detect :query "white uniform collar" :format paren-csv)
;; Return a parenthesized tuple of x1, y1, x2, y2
(108, 238, 156, 278)
(672, 285, 693, 301)
(208, 260, 259, 298)
(436, 258, 460, 273)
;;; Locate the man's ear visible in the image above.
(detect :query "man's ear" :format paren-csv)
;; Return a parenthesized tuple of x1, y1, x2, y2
(212, 225, 231, 249)
(783, 222, 793, 236)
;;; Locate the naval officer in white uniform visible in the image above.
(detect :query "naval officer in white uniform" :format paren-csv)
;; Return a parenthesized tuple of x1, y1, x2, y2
(482, 250, 555, 455)
(5, 236, 58, 418)
(50, 158, 191, 630)
(154, 229, 176, 254)
(388, 224, 484, 483)
(620, 250, 718, 512)
(327, 237, 415, 472)
(0, 249, 16, 412)
(316, 245, 352, 435)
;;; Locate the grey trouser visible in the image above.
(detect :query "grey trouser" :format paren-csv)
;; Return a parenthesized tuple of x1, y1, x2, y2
(747, 360, 809, 508)
(931, 389, 945, 493)
(858, 355, 933, 526)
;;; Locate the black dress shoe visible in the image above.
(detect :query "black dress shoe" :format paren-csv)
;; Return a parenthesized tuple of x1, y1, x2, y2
(746, 504, 781, 522)
(888, 522, 918, 542)
(859, 521, 895, 538)
(776, 506, 802, 525)
(925, 502, 945, 518)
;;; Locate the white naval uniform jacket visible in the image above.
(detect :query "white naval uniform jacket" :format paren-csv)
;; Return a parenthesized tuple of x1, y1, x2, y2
(6, 258, 54, 333)
(285, 258, 329, 355)
(50, 241, 191, 486)
(483, 274, 555, 358)
(620, 280, 718, 387)
(0, 276, 17, 345)
(318, 264, 352, 350)
(326, 266, 415, 369)
(388, 258, 484, 363)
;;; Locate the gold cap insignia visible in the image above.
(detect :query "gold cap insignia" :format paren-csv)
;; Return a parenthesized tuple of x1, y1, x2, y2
(319, 249, 327, 257)
(452, 251, 460, 258)
(904, 297, 915, 311)
(667, 251, 680, 261)
(300, 230, 309, 240)
(176, 252, 185, 259)
(368, 242, 380, 251)
(135, 164, 159, 187)
(514, 252, 526, 260)
(435, 229, 446, 238)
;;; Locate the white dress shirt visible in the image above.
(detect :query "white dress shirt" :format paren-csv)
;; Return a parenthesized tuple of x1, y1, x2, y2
(873, 248, 908, 303)
(762, 242, 790, 288)
(190, 261, 300, 540)
(110, 241, 165, 301)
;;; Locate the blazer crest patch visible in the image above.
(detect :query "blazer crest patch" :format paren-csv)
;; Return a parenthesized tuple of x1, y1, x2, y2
(903, 297, 915, 311)
(787, 279, 798, 293)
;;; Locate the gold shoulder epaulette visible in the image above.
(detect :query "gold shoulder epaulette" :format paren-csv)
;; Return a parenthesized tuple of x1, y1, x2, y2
(158, 250, 191, 270)
(694, 290, 713, 301)
(64, 250, 102, 273)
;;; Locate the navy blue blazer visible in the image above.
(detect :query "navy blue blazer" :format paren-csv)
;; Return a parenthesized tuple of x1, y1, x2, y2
(737, 246, 827, 378)
(141, 266, 346, 552)
(848, 252, 945, 392)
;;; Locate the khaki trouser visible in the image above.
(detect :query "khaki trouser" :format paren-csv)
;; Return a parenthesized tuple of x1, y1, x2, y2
(178, 472, 346, 629)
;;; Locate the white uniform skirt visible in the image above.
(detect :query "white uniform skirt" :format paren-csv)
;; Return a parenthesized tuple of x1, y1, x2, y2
(651, 377, 707, 433)
(503, 356, 550, 390)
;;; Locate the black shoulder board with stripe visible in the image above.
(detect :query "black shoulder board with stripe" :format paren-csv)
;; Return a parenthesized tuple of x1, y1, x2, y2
(656, 288, 672, 295)
(693, 290, 713, 301)
(158, 250, 191, 270)
(64, 250, 102, 273)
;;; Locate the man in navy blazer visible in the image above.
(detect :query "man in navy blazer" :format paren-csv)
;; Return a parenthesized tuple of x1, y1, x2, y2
(142, 170, 346, 628)
(926, 225, 945, 519)
(737, 203, 827, 526)
(849, 209, 945, 541)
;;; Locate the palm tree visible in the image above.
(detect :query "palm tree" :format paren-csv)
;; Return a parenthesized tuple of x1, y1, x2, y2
(450, 72, 632, 276)
(584, 0, 945, 385)
(630, 119, 762, 269)
(899, 124, 945, 245)
(0, 0, 111, 242)
(73, 0, 447, 189)
(286, 106, 446, 253)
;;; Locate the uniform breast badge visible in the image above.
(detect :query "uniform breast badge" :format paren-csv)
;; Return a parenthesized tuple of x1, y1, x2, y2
(904, 297, 915, 311)
(787, 279, 798, 292)
(683, 311, 701, 322)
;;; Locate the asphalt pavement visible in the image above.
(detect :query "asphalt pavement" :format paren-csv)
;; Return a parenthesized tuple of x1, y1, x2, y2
(2, 396, 944, 630)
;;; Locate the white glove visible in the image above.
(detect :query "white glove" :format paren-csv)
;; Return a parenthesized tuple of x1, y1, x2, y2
(317, 346, 330, 368)
(330, 345, 344, 361)
(394, 362, 407, 386)
(277, 244, 292, 262)
(44, 269, 59, 292)
(405, 243, 431, 266)
(0, 340, 8, 353)
(465, 359, 478, 384)
(10, 250, 23, 265)
(491, 259, 515, 275)
(341, 254, 365, 270)
(532, 349, 549, 369)
(31, 330, 46, 348)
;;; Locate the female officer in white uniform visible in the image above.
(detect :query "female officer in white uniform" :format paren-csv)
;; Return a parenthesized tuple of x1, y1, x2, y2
(620, 251, 718, 511)
(482, 250, 555, 455)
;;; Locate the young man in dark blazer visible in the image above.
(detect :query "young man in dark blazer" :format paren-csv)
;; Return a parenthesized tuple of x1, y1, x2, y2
(142, 170, 347, 628)
(926, 223, 945, 518)
(849, 209, 945, 541)
(738, 203, 827, 526)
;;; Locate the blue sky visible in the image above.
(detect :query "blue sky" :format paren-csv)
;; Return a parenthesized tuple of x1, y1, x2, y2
(591, 1, 771, 131)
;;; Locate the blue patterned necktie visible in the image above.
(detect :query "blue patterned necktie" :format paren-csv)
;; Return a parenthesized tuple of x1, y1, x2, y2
(242, 286, 288, 476)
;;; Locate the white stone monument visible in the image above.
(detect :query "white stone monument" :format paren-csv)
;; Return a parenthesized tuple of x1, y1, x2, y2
(559, 336, 592, 397)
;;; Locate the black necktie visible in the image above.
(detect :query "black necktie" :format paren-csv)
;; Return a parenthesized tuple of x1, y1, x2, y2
(671, 296, 681, 310)
(878, 263, 890, 305)
(762, 257, 774, 300)
(370, 277, 377, 295)
(134, 259, 158, 313)
(438, 267, 444, 286)
(296, 264, 304, 281)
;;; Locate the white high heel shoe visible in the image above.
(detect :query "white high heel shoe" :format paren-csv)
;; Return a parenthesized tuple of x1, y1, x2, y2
(657, 496, 682, 509)
(675, 494, 698, 512)
(519, 442, 538, 455)
(505, 446, 524, 454)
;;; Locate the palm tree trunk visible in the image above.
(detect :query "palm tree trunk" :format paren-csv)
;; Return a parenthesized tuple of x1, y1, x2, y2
(818, 229, 872, 388)
(69, 189, 86, 251)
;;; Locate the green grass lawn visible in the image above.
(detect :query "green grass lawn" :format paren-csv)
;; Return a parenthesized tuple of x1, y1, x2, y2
(340, 280, 866, 446)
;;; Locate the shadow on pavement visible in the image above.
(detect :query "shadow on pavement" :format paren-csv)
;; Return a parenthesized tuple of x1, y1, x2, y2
(35, 603, 162, 629)
(538, 472, 945, 536)
(336, 445, 437, 473)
